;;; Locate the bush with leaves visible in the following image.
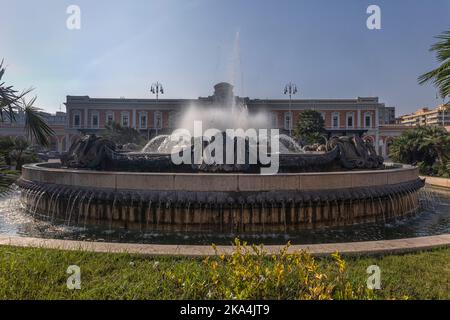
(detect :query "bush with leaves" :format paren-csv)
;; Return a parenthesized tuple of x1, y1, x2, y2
(102, 122, 145, 146)
(164, 239, 373, 300)
(390, 126, 450, 176)
(0, 136, 14, 166)
(7, 137, 38, 170)
(293, 110, 326, 145)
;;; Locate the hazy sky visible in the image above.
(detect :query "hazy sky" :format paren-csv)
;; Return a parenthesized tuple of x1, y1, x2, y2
(0, 0, 449, 115)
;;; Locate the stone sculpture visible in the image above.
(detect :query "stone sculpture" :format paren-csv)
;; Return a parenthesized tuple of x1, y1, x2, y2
(62, 134, 384, 172)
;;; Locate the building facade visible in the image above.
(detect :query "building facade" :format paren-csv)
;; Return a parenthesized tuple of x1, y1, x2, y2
(64, 82, 399, 157)
(0, 83, 407, 157)
(0, 111, 67, 152)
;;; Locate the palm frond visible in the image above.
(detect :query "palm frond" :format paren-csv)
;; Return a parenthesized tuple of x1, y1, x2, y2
(418, 30, 450, 99)
(0, 59, 34, 122)
(23, 98, 55, 147)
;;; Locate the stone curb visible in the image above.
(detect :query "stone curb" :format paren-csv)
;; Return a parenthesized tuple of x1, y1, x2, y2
(421, 176, 450, 190)
(1, 234, 450, 257)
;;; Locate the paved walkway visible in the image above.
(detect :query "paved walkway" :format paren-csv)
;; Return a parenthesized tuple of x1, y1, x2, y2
(1, 234, 450, 256)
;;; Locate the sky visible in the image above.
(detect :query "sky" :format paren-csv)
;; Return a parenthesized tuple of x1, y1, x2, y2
(0, 0, 449, 115)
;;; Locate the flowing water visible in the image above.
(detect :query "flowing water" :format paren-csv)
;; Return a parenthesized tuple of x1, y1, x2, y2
(0, 185, 449, 245)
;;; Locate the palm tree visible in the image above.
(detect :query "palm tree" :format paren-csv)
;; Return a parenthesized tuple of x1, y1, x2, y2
(420, 126, 450, 165)
(8, 137, 38, 170)
(0, 59, 55, 146)
(0, 59, 54, 188)
(389, 126, 440, 165)
(418, 30, 450, 108)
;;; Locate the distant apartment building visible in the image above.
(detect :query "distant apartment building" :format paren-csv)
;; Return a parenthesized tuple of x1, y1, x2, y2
(399, 105, 450, 127)
(379, 106, 396, 125)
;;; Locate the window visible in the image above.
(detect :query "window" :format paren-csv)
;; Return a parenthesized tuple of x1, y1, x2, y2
(121, 112, 130, 127)
(168, 112, 178, 129)
(346, 112, 354, 128)
(106, 112, 114, 125)
(154, 111, 162, 129)
(332, 113, 339, 128)
(139, 112, 148, 129)
(364, 112, 372, 128)
(73, 111, 81, 128)
(271, 112, 278, 128)
(91, 111, 99, 129)
(284, 112, 292, 130)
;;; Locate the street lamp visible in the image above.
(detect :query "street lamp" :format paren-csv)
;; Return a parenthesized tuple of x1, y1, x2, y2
(150, 82, 164, 137)
(150, 82, 164, 101)
(284, 82, 298, 136)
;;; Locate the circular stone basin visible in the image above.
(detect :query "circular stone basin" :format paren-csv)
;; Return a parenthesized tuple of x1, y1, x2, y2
(18, 163, 425, 233)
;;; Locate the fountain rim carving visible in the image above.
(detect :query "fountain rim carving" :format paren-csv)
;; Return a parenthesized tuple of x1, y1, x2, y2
(20, 162, 419, 192)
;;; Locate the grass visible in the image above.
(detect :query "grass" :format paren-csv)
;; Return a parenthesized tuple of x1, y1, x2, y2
(0, 244, 449, 300)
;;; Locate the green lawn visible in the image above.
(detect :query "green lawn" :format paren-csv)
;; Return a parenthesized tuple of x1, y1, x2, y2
(0, 245, 449, 300)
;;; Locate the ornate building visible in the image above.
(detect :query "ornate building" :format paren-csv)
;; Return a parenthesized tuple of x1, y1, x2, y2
(0, 83, 402, 157)
(65, 82, 398, 157)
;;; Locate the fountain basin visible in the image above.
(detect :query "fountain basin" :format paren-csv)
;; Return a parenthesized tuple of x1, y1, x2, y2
(18, 163, 424, 232)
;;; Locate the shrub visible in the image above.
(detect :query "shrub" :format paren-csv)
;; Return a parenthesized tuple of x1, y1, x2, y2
(293, 110, 326, 145)
(390, 126, 450, 177)
(165, 239, 372, 300)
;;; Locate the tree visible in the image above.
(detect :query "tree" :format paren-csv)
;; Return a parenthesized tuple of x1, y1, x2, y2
(102, 122, 144, 145)
(0, 59, 54, 146)
(420, 126, 450, 165)
(293, 110, 326, 145)
(0, 136, 14, 166)
(8, 137, 38, 170)
(390, 126, 450, 176)
(418, 30, 450, 108)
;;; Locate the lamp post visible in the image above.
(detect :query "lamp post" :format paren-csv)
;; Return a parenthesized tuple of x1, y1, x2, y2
(150, 82, 164, 137)
(284, 82, 298, 136)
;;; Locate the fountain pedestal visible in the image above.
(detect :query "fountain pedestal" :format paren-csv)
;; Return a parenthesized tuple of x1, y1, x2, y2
(19, 163, 424, 233)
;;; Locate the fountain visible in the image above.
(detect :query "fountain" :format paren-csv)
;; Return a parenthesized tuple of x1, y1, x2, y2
(17, 83, 425, 233)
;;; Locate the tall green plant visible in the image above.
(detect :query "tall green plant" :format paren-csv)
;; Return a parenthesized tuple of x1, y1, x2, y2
(8, 137, 38, 170)
(0, 59, 54, 146)
(390, 126, 450, 176)
(293, 110, 326, 145)
(103, 122, 144, 145)
(418, 30, 450, 107)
